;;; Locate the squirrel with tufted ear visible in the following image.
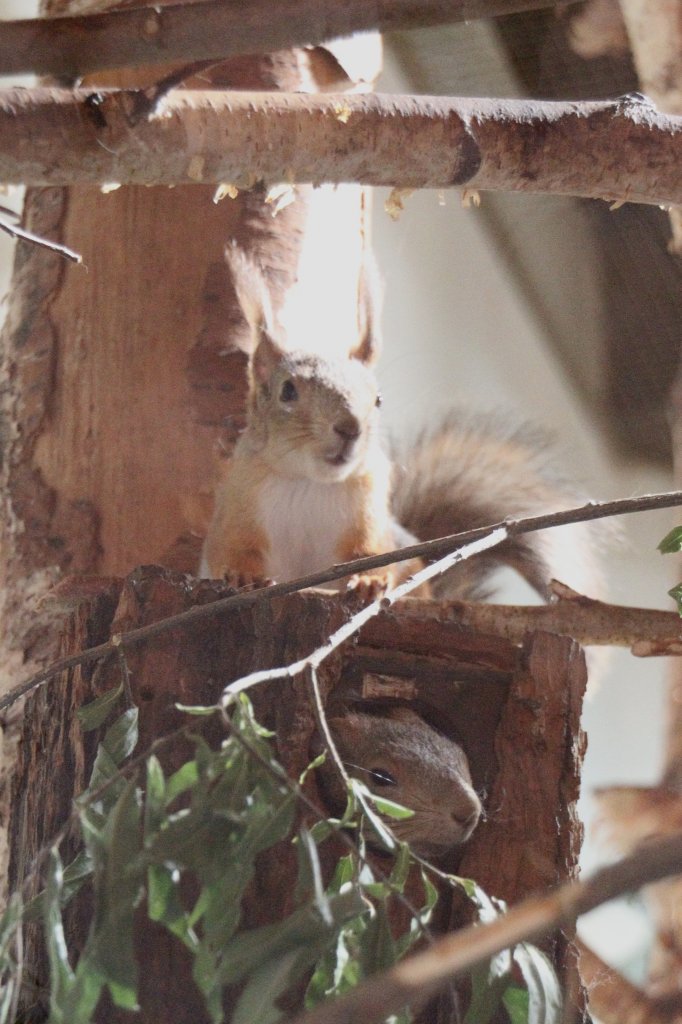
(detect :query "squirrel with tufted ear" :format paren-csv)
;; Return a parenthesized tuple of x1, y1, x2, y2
(200, 245, 599, 601)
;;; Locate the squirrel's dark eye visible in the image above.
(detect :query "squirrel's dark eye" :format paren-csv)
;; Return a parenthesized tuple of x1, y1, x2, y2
(280, 380, 298, 403)
(368, 767, 397, 787)
(375, 392, 382, 408)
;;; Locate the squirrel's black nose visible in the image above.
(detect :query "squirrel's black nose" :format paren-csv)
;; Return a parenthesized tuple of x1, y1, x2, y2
(334, 416, 360, 441)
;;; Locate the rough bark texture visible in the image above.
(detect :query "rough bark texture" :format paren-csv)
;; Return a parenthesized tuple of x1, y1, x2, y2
(0, 0, 568, 78)
(0, 51, 315, 688)
(0, 90, 679, 204)
(8, 568, 589, 1022)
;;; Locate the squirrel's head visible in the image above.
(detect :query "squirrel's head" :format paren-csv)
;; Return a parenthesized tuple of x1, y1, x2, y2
(248, 331, 383, 483)
(227, 243, 384, 483)
(316, 707, 482, 858)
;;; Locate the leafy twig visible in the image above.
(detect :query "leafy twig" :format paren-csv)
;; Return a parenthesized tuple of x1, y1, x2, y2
(3, 489, 682, 716)
(286, 831, 682, 1024)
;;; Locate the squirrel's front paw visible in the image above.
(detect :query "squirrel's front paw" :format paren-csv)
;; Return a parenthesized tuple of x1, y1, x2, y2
(346, 572, 392, 603)
(223, 570, 273, 592)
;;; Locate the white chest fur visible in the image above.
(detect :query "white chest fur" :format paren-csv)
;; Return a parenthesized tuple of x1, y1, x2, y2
(257, 475, 358, 582)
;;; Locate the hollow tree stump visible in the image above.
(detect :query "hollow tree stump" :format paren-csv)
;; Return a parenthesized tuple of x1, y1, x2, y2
(8, 566, 588, 1022)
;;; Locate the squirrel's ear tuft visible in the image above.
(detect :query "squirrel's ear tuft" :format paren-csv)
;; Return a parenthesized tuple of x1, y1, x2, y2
(350, 253, 382, 366)
(225, 241, 278, 355)
(251, 333, 284, 386)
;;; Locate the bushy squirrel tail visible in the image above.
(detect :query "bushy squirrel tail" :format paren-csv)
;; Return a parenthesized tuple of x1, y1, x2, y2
(392, 412, 602, 601)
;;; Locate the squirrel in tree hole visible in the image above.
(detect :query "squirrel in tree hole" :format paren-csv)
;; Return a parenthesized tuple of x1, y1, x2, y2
(200, 245, 598, 600)
(316, 706, 482, 858)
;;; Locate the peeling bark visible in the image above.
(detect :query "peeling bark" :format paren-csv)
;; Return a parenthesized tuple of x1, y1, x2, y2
(0, 90, 678, 205)
(0, 43, 371, 687)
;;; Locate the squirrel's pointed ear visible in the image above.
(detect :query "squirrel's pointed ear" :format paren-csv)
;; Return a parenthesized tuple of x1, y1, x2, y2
(350, 255, 382, 366)
(225, 241, 279, 355)
(251, 333, 285, 386)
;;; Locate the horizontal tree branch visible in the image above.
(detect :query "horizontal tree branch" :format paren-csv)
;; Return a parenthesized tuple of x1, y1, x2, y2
(400, 582, 682, 654)
(287, 831, 682, 1024)
(0, 89, 680, 204)
(0, 0, 571, 79)
(2, 488, 682, 716)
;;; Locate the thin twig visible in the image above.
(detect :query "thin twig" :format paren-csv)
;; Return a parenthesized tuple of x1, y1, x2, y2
(0, 217, 83, 264)
(307, 666, 352, 790)
(3, 489, 682, 716)
(220, 529, 507, 702)
(286, 831, 682, 1024)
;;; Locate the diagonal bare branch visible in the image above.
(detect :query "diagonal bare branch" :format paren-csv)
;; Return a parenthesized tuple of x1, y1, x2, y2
(0, 89, 679, 206)
(0, 0, 575, 79)
(2, 488, 682, 716)
(286, 831, 682, 1024)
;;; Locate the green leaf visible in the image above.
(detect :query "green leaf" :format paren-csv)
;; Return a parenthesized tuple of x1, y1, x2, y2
(26, 850, 94, 922)
(669, 583, 682, 616)
(464, 947, 513, 1024)
(300, 750, 326, 785)
(366, 794, 414, 821)
(351, 781, 396, 851)
(327, 854, 357, 894)
(503, 985, 531, 1024)
(358, 902, 396, 977)
(513, 943, 562, 1024)
(217, 890, 368, 988)
(43, 848, 75, 1019)
(101, 708, 139, 766)
(165, 760, 199, 806)
(174, 703, 218, 716)
(0, 891, 22, 967)
(143, 755, 166, 840)
(296, 828, 332, 924)
(77, 685, 124, 732)
(84, 778, 143, 1010)
(147, 864, 197, 952)
(659, 526, 682, 553)
(231, 950, 299, 1024)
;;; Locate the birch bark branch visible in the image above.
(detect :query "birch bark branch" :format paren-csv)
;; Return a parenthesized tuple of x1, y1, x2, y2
(0, 89, 679, 204)
(0, 0, 570, 78)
